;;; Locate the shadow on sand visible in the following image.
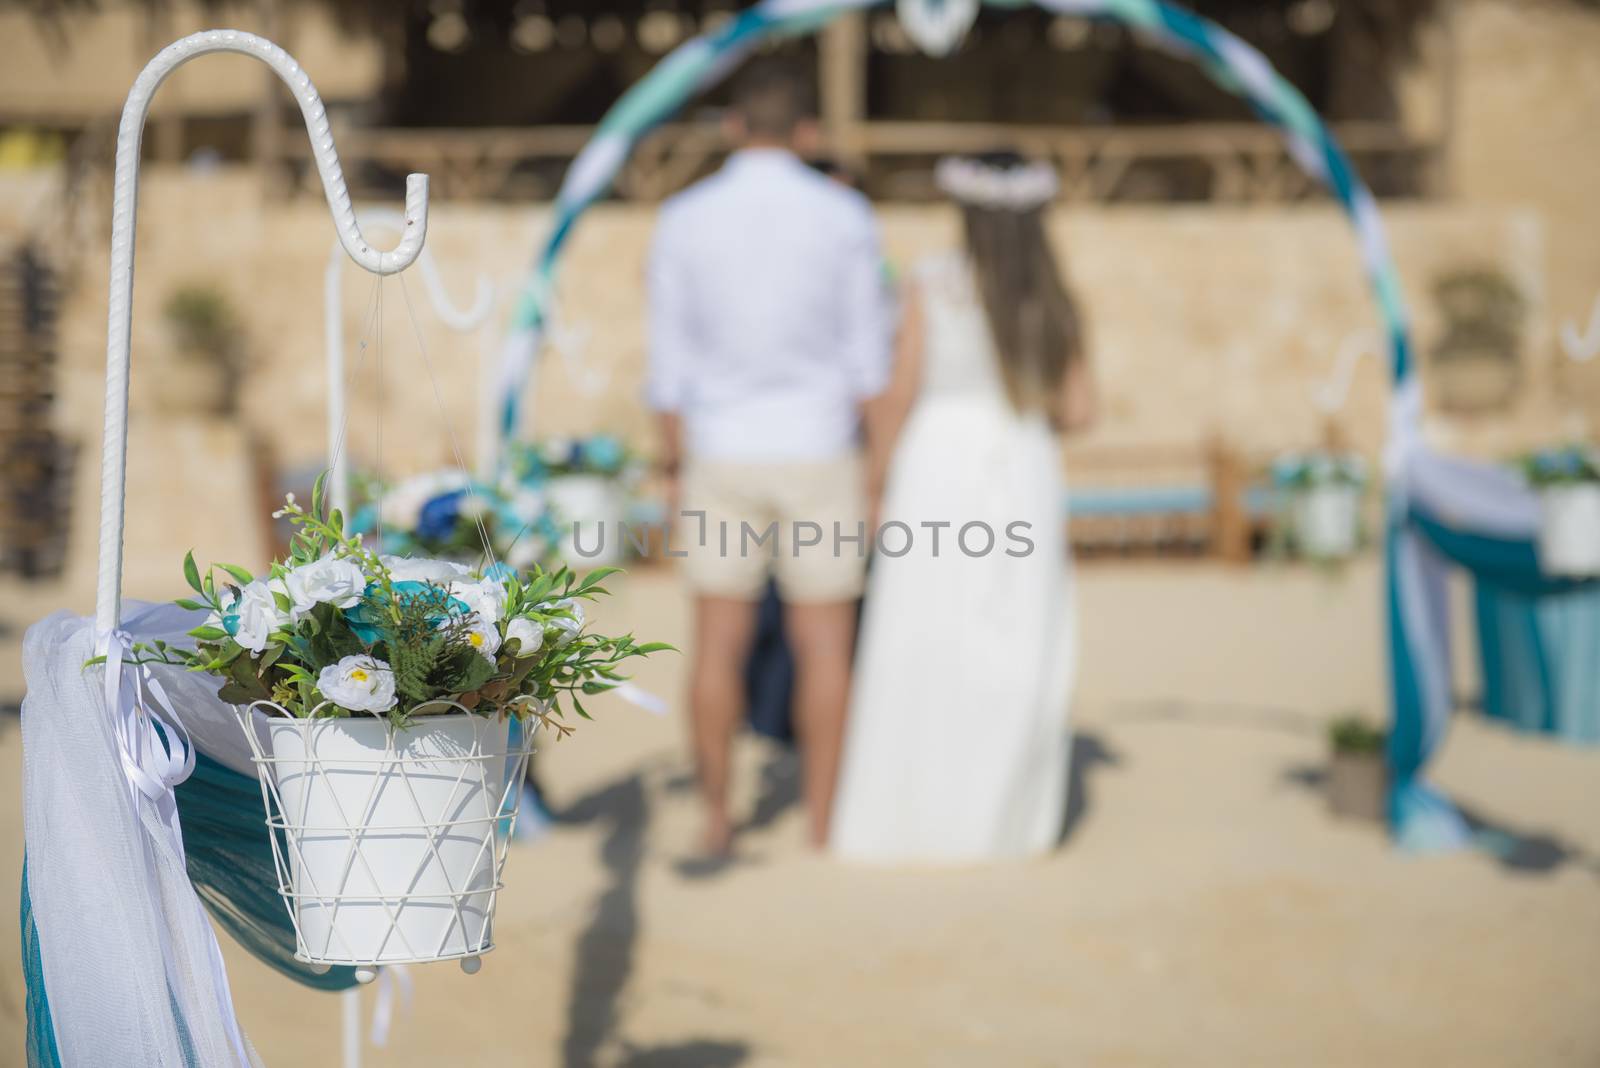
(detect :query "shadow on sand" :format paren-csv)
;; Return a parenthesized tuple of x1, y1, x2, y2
(1282, 763, 1599, 877)
(1060, 729, 1121, 846)
(557, 772, 751, 1068)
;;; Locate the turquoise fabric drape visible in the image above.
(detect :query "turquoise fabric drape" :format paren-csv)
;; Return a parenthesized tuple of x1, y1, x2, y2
(1412, 509, 1600, 742)
(21, 859, 61, 1068)
(20, 750, 356, 1067)
(176, 751, 360, 992)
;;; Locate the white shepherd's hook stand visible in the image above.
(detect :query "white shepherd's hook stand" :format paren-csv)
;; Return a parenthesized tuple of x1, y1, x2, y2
(1309, 326, 1383, 416)
(96, 29, 428, 635)
(92, 30, 430, 1068)
(1559, 291, 1600, 366)
(324, 209, 493, 514)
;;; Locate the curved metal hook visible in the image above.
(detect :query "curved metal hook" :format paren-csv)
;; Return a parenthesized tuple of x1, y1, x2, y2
(97, 30, 432, 632)
(1559, 291, 1600, 365)
(334, 209, 492, 331)
(1309, 327, 1382, 416)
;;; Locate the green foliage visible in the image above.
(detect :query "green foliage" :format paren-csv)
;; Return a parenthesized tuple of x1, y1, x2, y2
(162, 283, 241, 364)
(1329, 715, 1385, 756)
(119, 474, 671, 732)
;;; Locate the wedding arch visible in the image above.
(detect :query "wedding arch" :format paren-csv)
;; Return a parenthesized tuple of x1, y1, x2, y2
(491, 0, 1521, 854)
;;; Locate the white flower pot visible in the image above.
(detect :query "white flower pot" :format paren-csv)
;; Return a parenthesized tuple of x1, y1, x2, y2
(547, 473, 626, 567)
(258, 712, 528, 967)
(1292, 483, 1361, 559)
(1538, 484, 1600, 576)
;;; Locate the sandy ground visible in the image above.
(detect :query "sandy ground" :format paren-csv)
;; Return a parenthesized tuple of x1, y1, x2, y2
(1, 560, 1598, 1067)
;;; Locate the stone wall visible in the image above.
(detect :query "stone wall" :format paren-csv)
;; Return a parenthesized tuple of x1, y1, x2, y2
(26, 172, 1559, 467)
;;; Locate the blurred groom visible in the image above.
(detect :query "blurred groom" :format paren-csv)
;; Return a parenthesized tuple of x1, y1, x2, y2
(646, 61, 893, 854)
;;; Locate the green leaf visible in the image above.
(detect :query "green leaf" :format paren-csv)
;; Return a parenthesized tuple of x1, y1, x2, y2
(312, 470, 329, 520)
(183, 551, 202, 593)
(572, 694, 592, 720)
(574, 566, 623, 594)
(187, 625, 229, 641)
(216, 681, 262, 705)
(272, 589, 293, 613)
(174, 597, 208, 612)
(218, 563, 255, 585)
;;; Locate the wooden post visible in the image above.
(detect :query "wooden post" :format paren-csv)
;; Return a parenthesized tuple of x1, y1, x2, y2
(819, 13, 867, 171)
(1210, 436, 1251, 564)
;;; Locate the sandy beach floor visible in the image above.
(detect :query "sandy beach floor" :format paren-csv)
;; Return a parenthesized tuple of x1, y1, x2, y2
(2, 559, 1597, 1066)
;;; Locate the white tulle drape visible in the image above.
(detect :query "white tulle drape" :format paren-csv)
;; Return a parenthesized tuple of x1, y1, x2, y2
(22, 603, 261, 1067)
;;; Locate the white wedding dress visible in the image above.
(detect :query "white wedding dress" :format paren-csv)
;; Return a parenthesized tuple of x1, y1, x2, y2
(831, 252, 1077, 863)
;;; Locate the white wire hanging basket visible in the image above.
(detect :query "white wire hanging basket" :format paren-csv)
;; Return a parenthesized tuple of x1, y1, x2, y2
(238, 702, 537, 978)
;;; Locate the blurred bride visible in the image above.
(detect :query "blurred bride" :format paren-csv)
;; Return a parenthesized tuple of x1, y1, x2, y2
(831, 154, 1095, 863)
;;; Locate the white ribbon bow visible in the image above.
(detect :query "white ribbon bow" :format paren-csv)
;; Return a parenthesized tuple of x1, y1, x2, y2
(98, 628, 197, 859)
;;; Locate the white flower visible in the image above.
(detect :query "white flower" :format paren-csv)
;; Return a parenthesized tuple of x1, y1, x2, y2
(547, 598, 584, 648)
(508, 487, 545, 527)
(283, 555, 366, 619)
(233, 578, 291, 653)
(505, 617, 543, 657)
(316, 654, 397, 714)
(457, 493, 491, 521)
(380, 554, 471, 584)
(449, 577, 507, 623)
(378, 471, 470, 529)
(459, 613, 501, 660)
(541, 437, 574, 466)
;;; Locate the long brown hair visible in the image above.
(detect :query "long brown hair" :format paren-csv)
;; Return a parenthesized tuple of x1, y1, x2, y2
(957, 156, 1085, 414)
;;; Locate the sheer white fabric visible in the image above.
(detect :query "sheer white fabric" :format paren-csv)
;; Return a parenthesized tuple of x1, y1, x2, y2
(831, 253, 1077, 863)
(22, 603, 259, 1067)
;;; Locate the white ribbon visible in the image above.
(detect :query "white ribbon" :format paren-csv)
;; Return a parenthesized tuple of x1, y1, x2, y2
(96, 627, 252, 1066)
(98, 628, 197, 860)
(369, 965, 414, 1048)
(613, 682, 669, 716)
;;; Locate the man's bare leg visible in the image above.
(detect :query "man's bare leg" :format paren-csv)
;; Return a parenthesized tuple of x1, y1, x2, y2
(688, 595, 759, 854)
(783, 599, 857, 849)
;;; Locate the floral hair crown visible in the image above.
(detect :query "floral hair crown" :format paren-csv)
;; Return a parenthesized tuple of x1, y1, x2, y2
(934, 156, 1060, 212)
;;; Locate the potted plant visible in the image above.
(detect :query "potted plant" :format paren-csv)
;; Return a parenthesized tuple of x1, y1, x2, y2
(1271, 451, 1367, 561)
(121, 475, 667, 969)
(1327, 715, 1386, 823)
(510, 435, 638, 568)
(1520, 445, 1600, 577)
(160, 283, 243, 416)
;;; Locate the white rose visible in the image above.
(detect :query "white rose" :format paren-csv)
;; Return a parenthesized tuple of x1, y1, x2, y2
(457, 613, 501, 660)
(508, 487, 545, 526)
(547, 598, 584, 648)
(283, 555, 367, 619)
(380, 554, 471, 584)
(449, 577, 507, 623)
(316, 654, 397, 714)
(457, 493, 491, 521)
(541, 437, 574, 466)
(505, 617, 543, 657)
(233, 578, 291, 653)
(378, 471, 469, 529)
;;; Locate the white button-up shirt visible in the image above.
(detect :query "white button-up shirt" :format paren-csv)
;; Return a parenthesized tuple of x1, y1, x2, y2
(646, 148, 894, 462)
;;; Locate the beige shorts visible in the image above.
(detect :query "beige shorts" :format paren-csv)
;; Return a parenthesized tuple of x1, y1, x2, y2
(677, 454, 869, 603)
